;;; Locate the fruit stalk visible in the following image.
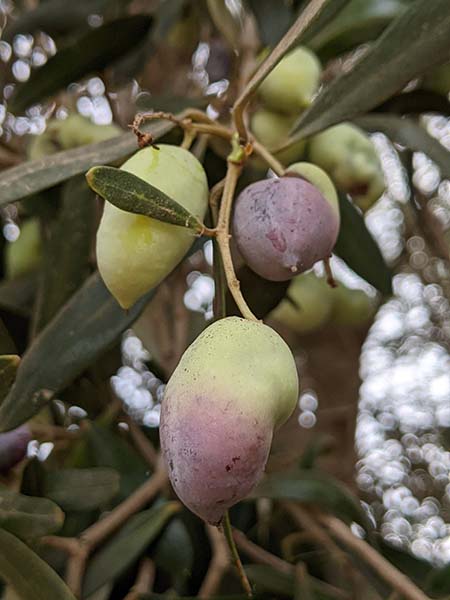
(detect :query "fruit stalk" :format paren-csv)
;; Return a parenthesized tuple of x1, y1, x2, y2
(222, 511, 253, 597)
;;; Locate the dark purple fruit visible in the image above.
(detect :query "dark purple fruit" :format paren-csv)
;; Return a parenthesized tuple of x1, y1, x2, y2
(232, 177, 339, 281)
(0, 425, 31, 474)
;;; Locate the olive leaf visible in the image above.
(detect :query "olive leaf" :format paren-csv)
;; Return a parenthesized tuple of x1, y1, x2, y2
(334, 193, 393, 296)
(354, 114, 450, 180)
(308, 0, 409, 59)
(43, 468, 120, 512)
(250, 468, 372, 532)
(0, 528, 76, 600)
(291, 0, 450, 139)
(0, 355, 20, 405)
(9, 15, 153, 113)
(0, 487, 64, 540)
(0, 119, 173, 207)
(0, 272, 155, 432)
(86, 166, 206, 233)
(83, 502, 180, 597)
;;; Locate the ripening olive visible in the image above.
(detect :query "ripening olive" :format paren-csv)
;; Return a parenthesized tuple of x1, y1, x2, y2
(160, 317, 299, 525)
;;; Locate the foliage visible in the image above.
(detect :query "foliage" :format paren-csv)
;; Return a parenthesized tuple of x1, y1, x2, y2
(0, 0, 449, 599)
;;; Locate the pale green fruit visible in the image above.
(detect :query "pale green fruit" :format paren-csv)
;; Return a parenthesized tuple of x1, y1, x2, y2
(5, 219, 42, 279)
(331, 284, 376, 326)
(285, 161, 339, 221)
(28, 114, 121, 159)
(423, 62, 450, 96)
(258, 46, 322, 114)
(96, 144, 209, 309)
(160, 316, 299, 524)
(251, 109, 306, 165)
(308, 123, 385, 212)
(270, 272, 333, 334)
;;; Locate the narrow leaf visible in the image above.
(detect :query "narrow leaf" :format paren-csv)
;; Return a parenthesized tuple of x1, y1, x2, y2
(32, 175, 96, 334)
(84, 425, 149, 500)
(246, 0, 293, 47)
(334, 193, 392, 295)
(0, 321, 16, 355)
(83, 502, 180, 596)
(309, 0, 409, 58)
(299, 0, 352, 46)
(86, 166, 205, 232)
(354, 114, 450, 180)
(44, 468, 120, 512)
(9, 16, 152, 113)
(0, 119, 173, 207)
(0, 356, 20, 405)
(0, 528, 76, 600)
(0, 272, 155, 432)
(251, 468, 372, 531)
(2, 0, 110, 41)
(0, 488, 64, 540)
(292, 0, 450, 139)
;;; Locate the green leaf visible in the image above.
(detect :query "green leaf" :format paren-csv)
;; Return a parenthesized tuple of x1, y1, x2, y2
(0, 488, 64, 540)
(334, 193, 392, 295)
(31, 176, 96, 334)
(251, 468, 372, 531)
(309, 0, 409, 59)
(43, 468, 120, 512)
(0, 272, 156, 432)
(0, 528, 76, 600)
(86, 166, 205, 232)
(292, 0, 450, 139)
(0, 119, 173, 207)
(354, 114, 450, 180)
(299, 0, 353, 47)
(0, 356, 20, 405)
(83, 502, 180, 597)
(9, 15, 153, 113)
(246, 0, 293, 47)
(0, 321, 16, 355)
(374, 90, 450, 116)
(154, 518, 194, 590)
(85, 425, 149, 500)
(246, 565, 293, 597)
(2, 0, 111, 41)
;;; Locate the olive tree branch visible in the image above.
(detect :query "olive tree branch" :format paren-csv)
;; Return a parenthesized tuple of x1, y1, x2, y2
(41, 464, 169, 598)
(215, 143, 258, 322)
(232, 0, 330, 141)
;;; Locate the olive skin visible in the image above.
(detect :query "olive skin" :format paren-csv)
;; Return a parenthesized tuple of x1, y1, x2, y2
(258, 46, 322, 114)
(96, 144, 209, 309)
(251, 109, 306, 166)
(308, 123, 385, 212)
(232, 177, 340, 282)
(0, 425, 31, 474)
(270, 272, 334, 334)
(160, 317, 299, 525)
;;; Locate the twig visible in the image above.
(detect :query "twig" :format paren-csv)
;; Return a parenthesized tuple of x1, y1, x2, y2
(321, 515, 431, 600)
(28, 424, 81, 442)
(222, 511, 253, 597)
(81, 466, 168, 548)
(232, 0, 329, 140)
(283, 502, 347, 566)
(124, 558, 155, 600)
(41, 465, 168, 598)
(198, 525, 229, 598)
(232, 528, 292, 575)
(216, 153, 257, 322)
(125, 417, 159, 469)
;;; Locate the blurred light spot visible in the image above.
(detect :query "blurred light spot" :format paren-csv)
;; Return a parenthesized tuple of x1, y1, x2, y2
(12, 59, 30, 82)
(298, 411, 316, 429)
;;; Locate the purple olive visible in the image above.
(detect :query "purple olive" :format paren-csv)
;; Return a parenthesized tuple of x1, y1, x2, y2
(0, 425, 31, 474)
(232, 177, 339, 281)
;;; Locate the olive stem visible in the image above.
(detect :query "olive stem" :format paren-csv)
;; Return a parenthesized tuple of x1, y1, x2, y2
(216, 160, 258, 322)
(232, 0, 329, 141)
(210, 180, 228, 320)
(222, 511, 253, 597)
